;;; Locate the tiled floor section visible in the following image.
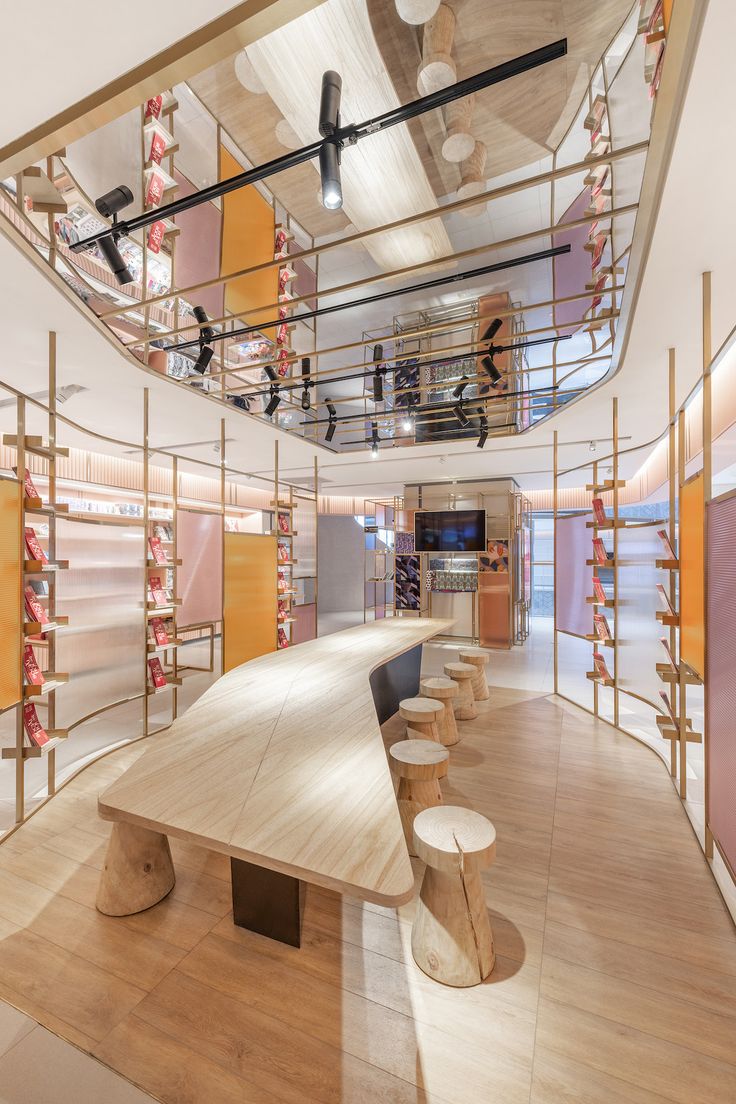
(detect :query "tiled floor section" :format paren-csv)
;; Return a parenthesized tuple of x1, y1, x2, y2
(0, 659, 733, 1102)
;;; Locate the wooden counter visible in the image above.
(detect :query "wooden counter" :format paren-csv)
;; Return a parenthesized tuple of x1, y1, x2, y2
(98, 618, 453, 926)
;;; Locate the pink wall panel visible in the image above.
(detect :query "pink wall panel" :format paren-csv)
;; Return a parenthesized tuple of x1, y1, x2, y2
(706, 494, 736, 876)
(556, 513, 593, 637)
(177, 510, 223, 627)
(553, 189, 592, 336)
(173, 170, 224, 321)
(292, 602, 316, 644)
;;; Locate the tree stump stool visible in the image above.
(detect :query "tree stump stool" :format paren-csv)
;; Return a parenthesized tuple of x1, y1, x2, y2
(398, 697, 443, 742)
(443, 661, 477, 720)
(458, 647, 490, 701)
(389, 740, 449, 856)
(96, 821, 175, 916)
(411, 806, 496, 987)
(419, 677, 460, 746)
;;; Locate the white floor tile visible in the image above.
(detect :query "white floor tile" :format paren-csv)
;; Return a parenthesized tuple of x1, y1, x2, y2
(0, 1004, 35, 1060)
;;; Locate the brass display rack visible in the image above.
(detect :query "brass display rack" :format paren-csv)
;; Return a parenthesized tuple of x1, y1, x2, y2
(2, 333, 70, 822)
(273, 441, 298, 649)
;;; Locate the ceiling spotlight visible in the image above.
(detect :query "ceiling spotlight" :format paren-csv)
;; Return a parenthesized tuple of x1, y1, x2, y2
(301, 356, 312, 410)
(452, 377, 469, 399)
(482, 317, 503, 342)
(453, 403, 470, 429)
(193, 346, 214, 374)
(370, 422, 380, 457)
(193, 304, 216, 343)
(301, 386, 311, 411)
(265, 385, 281, 418)
(325, 399, 337, 442)
(191, 305, 215, 374)
(263, 365, 278, 382)
(372, 344, 385, 403)
(402, 415, 414, 432)
(477, 411, 488, 449)
(319, 71, 344, 211)
(589, 440, 597, 452)
(481, 352, 503, 385)
(94, 185, 134, 285)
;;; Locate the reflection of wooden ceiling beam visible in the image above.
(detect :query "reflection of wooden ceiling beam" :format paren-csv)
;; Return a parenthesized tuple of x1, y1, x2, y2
(103, 140, 647, 321)
(0, 0, 324, 179)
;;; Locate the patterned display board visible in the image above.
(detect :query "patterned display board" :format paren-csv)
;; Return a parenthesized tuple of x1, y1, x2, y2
(706, 492, 736, 878)
(395, 555, 420, 610)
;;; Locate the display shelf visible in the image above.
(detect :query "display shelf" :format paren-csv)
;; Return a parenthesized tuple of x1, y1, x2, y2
(146, 675, 183, 696)
(270, 529, 298, 537)
(656, 717, 702, 743)
(3, 434, 70, 460)
(656, 610, 679, 626)
(24, 559, 69, 573)
(147, 638, 183, 654)
(585, 596, 615, 607)
(2, 734, 68, 760)
(586, 671, 614, 688)
(146, 558, 182, 568)
(655, 558, 679, 570)
(24, 675, 69, 698)
(24, 498, 70, 515)
(585, 634, 615, 647)
(586, 557, 615, 568)
(24, 617, 68, 635)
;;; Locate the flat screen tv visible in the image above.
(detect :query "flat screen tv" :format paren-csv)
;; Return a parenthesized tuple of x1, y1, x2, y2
(414, 510, 486, 553)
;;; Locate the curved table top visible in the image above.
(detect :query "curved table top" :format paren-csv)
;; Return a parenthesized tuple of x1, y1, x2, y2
(99, 618, 454, 906)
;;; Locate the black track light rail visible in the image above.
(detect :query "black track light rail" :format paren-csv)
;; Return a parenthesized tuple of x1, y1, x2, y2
(69, 39, 566, 256)
(165, 244, 570, 353)
(230, 333, 571, 402)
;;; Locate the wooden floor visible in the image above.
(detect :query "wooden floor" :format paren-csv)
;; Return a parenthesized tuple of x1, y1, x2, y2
(0, 687, 734, 1104)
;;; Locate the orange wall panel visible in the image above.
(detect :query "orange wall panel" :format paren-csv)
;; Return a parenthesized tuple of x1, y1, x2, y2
(680, 473, 705, 679)
(0, 478, 22, 708)
(223, 532, 276, 672)
(220, 147, 278, 329)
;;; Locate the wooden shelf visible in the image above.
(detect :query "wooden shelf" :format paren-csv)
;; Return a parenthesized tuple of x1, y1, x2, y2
(24, 617, 68, 635)
(3, 434, 70, 460)
(586, 558, 615, 568)
(147, 559, 182, 569)
(656, 611, 679, 627)
(2, 734, 68, 760)
(586, 671, 614, 687)
(270, 530, 298, 537)
(656, 558, 679, 570)
(24, 559, 68, 574)
(585, 635, 615, 647)
(24, 498, 70, 515)
(146, 603, 179, 615)
(147, 638, 184, 654)
(277, 559, 298, 566)
(586, 596, 615, 608)
(24, 675, 69, 698)
(656, 718, 702, 743)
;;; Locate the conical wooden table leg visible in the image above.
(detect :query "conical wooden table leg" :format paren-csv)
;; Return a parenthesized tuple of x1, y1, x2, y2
(96, 821, 175, 916)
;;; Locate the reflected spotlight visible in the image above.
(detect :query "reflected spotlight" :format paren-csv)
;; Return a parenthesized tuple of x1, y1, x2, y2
(319, 71, 343, 210)
(453, 402, 470, 429)
(301, 357, 312, 411)
(192, 306, 216, 374)
(265, 385, 281, 417)
(370, 421, 380, 457)
(325, 399, 337, 442)
(452, 377, 469, 399)
(477, 410, 488, 449)
(372, 344, 385, 402)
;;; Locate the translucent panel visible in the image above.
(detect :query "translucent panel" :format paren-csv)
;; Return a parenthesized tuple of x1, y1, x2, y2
(556, 513, 593, 636)
(177, 510, 222, 627)
(293, 494, 316, 582)
(557, 629, 594, 712)
(608, 33, 651, 150)
(605, 4, 640, 85)
(616, 520, 668, 708)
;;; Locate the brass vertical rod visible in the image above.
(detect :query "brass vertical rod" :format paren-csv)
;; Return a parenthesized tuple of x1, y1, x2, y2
(668, 349, 677, 778)
(220, 418, 225, 676)
(677, 405, 687, 799)
(15, 396, 26, 824)
(314, 456, 319, 636)
(172, 454, 179, 722)
(612, 397, 620, 728)
(47, 332, 57, 795)
(553, 430, 558, 696)
(702, 271, 713, 858)
(143, 388, 149, 736)
(592, 458, 599, 719)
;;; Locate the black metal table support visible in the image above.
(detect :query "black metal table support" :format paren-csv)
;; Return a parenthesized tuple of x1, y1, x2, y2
(230, 858, 305, 947)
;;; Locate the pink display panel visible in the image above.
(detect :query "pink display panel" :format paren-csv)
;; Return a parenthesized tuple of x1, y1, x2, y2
(292, 602, 317, 644)
(177, 510, 223, 627)
(706, 494, 736, 875)
(553, 189, 592, 336)
(556, 513, 593, 637)
(173, 170, 224, 322)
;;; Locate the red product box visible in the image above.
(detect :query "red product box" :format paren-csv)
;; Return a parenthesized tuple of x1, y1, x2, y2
(593, 651, 611, 681)
(144, 95, 163, 121)
(656, 582, 675, 614)
(147, 220, 166, 254)
(23, 701, 49, 747)
(148, 129, 167, 166)
(657, 529, 677, 560)
(24, 527, 48, 564)
(23, 645, 44, 686)
(591, 497, 607, 526)
(145, 170, 166, 208)
(594, 613, 611, 641)
(148, 576, 169, 607)
(277, 626, 289, 649)
(592, 537, 609, 565)
(148, 536, 169, 565)
(14, 466, 41, 500)
(24, 585, 49, 625)
(592, 576, 608, 604)
(278, 512, 290, 533)
(150, 617, 169, 647)
(148, 657, 167, 689)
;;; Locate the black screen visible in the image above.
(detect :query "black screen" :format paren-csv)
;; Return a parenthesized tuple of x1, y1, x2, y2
(414, 510, 486, 552)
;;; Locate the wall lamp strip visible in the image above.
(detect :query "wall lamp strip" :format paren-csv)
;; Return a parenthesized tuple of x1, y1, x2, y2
(69, 39, 566, 265)
(164, 244, 570, 354)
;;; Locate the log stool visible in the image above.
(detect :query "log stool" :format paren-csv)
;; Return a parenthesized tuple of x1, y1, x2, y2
(411, 806, 496, 987)
(389, 740, 449, 856)
(398, 697, 443, 742)
(419, 677, 460, 746)
(458, 647, 490, 701)
(443, 662, 477, 720)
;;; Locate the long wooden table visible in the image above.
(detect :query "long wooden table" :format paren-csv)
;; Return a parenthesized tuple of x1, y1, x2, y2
(97, 618, 453, 944)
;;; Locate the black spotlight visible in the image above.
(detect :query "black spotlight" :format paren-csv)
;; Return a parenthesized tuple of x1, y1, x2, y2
(325, 399, 337, 442)
(453, 377, 469, 400)
(482, 317, 503, 342)
(263, 365, 278, 382)
(265, 385, 281, 418)
(319, 71, 343, 210)
(477, 411, 488, 449)
(192, 305, 215, 374)
(301, 357, 312, 410)
(482, 351, 503, 385)
(372, 344, 385, 402)
(370, 422, 380, 457)
(453, 402, 470, 429)
(94, 185, 134, 285)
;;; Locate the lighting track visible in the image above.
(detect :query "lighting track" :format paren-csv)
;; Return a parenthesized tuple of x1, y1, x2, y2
(165, 244, 570, 353)
(69, 39, 566, 258)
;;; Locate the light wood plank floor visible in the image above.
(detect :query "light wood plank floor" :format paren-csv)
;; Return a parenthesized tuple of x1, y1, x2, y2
(0, 687, 734, 1104)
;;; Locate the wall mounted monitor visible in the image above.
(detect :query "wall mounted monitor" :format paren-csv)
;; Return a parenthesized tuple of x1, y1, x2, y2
(414, 510, 486, 553)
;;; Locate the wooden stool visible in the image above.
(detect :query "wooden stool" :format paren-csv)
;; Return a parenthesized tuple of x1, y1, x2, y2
(398, 697, 443, 742)
(443, 662, 477, 720)
(389, 740, 449, 856)
(419, 677, 460, 746)
(411, 806, 496, 987)
(458, 647, 490, 701)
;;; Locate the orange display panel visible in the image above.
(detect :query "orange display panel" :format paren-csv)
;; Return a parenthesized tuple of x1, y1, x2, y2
(223, 532, 277, 672)
(680, 472, 705, 679)
(0, 478, 22, 708)
(220, 146, 278, 328)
